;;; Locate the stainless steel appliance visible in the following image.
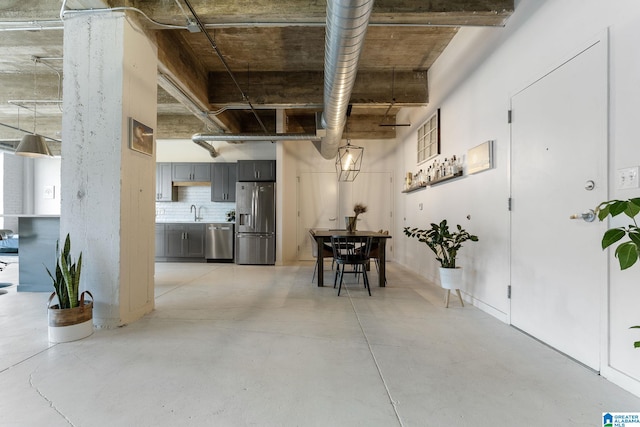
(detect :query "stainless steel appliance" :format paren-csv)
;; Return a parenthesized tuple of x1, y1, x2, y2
(205, 223, 234, 261)
(235, 182, 276, 264)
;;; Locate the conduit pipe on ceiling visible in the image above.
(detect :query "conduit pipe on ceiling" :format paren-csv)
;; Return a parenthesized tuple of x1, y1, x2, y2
(192, 133, 321, 143)
(316, 0, 374, 160)
(192, 138, 219, 158)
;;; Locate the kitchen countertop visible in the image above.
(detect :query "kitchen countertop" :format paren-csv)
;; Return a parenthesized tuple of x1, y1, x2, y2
(156, 221, 235, 224)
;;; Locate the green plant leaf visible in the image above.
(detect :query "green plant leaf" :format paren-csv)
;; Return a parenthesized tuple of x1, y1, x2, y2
(625, 201, 640, 218)
(629, 231, 640, 247)
(602, 228, 626, 249)
(596, 203, 611, 221)
(609, 200, 629, 217)
(615, 242, 639, 270)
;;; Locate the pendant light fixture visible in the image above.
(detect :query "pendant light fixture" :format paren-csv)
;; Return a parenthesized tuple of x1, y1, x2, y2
(15, 57, 52, 157)
(335, 108, 363, 181)
(336, 139, 364, 182)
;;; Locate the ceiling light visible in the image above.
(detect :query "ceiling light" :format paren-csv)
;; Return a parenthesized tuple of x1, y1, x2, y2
(15, 57, 52, 157)
(335, 140, 363, 182)
(15, 134, 52, 157)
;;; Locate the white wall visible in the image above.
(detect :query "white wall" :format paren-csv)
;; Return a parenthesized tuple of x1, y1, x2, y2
(157, 139, 276, 163)
(393, 0, 640, 395)
(0, 153, 24, 231)
(32, 156, 61, 214)
(280, 137, 398, 264)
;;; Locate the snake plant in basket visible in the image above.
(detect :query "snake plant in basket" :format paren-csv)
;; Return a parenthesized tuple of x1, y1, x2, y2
(45, 233, 93, 342)
(596, 198, 640, 348)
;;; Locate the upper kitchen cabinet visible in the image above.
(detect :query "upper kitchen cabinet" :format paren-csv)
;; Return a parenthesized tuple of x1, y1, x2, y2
(237, 160, 276, 182)
(156, 163, 177, 201)
(172, 163, 211, 182)
(211, 163, 237, 202)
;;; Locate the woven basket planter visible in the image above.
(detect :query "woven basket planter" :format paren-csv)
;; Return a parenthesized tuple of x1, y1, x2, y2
(48, 291, 94, 343)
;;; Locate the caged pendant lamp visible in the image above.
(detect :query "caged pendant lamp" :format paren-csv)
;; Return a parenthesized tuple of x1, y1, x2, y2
(335, 139, 363, 182)
(15, 58, 52, 157)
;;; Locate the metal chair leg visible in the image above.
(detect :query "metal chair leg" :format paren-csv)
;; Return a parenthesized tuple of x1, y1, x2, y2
(337, 265, 345, 295)
(363, 267, 371, 296)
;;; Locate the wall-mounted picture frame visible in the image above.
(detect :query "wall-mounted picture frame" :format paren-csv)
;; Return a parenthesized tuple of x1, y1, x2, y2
(467, 140, 494, 175)
(129, 118, 154, 156)
(417, 108, 440, 164)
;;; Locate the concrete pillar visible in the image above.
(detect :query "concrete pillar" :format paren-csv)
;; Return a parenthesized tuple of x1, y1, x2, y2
(61, 12, 156, 327)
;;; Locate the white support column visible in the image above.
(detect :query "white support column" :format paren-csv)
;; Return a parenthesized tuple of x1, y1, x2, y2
(61, 12, 156, 327)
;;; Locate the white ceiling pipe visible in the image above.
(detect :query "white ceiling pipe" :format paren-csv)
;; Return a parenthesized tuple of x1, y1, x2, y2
(317, 0, 374, 160)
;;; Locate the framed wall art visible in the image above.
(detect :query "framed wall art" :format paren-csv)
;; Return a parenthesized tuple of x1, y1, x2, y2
(129, 118, 154, 156)
(467, 140, 494, 175)
(417, 108, 440, 164)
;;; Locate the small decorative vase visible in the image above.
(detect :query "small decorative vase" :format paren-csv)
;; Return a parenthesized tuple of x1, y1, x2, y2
(345, 216, 357, 233)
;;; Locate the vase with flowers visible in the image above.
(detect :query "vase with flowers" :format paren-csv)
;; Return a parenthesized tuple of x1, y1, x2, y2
(346, 203, 367, 233)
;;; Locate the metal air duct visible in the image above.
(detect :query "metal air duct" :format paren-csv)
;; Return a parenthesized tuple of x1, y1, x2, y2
(316, 0, 374, 160)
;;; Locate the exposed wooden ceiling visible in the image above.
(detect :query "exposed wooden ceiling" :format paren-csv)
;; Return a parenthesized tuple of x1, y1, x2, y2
(0, 0, 513, 153)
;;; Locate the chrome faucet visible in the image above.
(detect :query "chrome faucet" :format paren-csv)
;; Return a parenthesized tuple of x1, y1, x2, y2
(190, 204, 197, 221)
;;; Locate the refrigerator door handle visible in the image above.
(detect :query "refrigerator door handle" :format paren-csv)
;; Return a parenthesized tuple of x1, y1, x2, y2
(251, 186, 257, 230)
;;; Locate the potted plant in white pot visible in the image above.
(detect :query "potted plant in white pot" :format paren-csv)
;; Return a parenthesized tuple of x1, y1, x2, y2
(45, 233, 93, 343)
(595, 197, 640, 347)
(404, 220, 478, 307)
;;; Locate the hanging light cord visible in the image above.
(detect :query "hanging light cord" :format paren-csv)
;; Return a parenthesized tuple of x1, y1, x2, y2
(32, 59, 37, 134)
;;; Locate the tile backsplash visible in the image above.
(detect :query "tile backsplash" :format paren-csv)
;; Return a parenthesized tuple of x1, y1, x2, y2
(155, 186, 235, 223)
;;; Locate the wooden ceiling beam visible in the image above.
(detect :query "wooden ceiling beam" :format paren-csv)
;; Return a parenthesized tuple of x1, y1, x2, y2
(155, 30, 241, 133)
(208, 70, 427, 106)
(134, 0, 514, 27)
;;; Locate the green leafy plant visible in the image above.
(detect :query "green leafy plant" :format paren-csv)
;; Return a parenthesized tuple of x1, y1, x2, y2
(404, 219, 478, 268)
(596, 198, 640, 348)
(596, 198, 640, 270)
(45, 233, 83, 309)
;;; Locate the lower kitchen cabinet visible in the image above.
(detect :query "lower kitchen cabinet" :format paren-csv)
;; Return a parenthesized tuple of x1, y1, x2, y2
(156, 223, 205, 260)
(155, 224, 166, 257)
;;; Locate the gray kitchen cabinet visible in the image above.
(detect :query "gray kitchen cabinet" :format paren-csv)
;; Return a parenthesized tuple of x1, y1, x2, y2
(237, 160, 276, 182)
(155, 224, 165, 257)
(211, 163, 237, 202)
(156, 163, 177, 201)
(172, 163, 211, 182)
(164, 223, 205, 258)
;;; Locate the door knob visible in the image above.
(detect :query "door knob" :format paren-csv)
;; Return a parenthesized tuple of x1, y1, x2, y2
(569, 209, 596, 222)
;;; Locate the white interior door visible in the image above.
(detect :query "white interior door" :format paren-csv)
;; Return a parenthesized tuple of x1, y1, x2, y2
(510, 38, 607, 370)
(297, 172, 393, 261)
(339, 172, 393, 233)
(297, 172, 338, 260)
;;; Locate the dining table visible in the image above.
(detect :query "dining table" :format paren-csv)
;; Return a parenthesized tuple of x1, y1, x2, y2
(310, 229, 392, 288)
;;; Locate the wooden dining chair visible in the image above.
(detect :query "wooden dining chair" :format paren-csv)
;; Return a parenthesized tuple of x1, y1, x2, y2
(331, 235, 373, 296)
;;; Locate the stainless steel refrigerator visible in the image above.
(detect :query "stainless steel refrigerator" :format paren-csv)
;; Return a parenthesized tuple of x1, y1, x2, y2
(235, 182, 276, 264)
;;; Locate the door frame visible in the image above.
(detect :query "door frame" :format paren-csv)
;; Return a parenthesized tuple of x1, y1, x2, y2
(508, 30, 610, 369)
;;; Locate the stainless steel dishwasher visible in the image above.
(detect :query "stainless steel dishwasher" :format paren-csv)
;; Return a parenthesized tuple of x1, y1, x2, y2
(205, 223, 234, 261)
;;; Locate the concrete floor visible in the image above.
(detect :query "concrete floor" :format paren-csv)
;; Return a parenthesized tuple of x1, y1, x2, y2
(0, 259, 639, 427)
